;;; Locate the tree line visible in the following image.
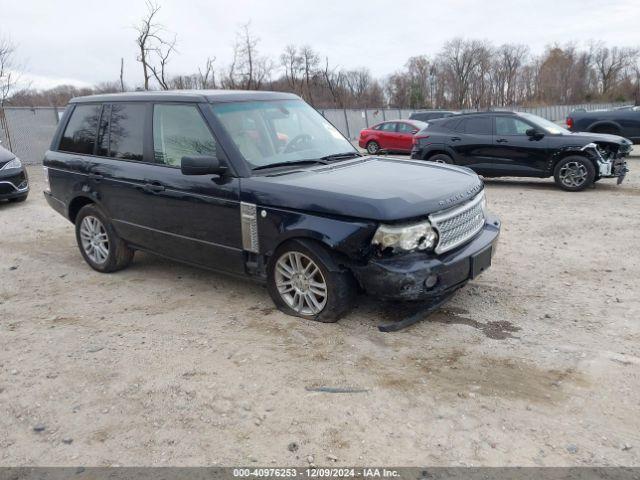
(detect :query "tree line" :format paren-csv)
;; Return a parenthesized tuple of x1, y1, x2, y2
(2, 1, 639, 109)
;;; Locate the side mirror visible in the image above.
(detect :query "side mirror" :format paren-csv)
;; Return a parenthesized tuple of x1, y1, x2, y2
(181, 156, 227, 176)
(526, 128, 544, 139)
(411, 129, 419, 135)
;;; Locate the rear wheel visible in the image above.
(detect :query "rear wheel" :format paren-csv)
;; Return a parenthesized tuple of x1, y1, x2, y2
(75, 204, 134, 273)
(427, 153, 453, 164)
(267, 239, 356, 322)
(592, 124, 620, 136)
(366, 140, 380, 154)
(553, 156, 596, 191)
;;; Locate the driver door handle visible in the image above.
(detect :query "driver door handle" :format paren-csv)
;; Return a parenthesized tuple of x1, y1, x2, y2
(450, 136, 461, 141)
(496, 138, 508, 143)
(142, 181, 165, 193)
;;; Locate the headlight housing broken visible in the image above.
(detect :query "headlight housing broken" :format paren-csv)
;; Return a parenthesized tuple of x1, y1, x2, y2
(372, 221, 438, 253)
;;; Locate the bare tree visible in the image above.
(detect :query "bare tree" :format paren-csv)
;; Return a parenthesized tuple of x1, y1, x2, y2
(322, 57, 346, 107)
(300, 46, 320, 104)
(0, 36, 21, 106)
(591, 42, 639, 96)
(148, 34, 177, 90)
(134, 0, 176, 90)
(439, 38, 487, 108)
(198, 57, 217, 89)
(281, 45, 303, 94)
(119, 58, 125, 92)
(224, 22, 272, 90)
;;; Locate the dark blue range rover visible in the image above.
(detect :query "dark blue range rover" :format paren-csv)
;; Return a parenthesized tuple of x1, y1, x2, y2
(43, 91, 500, 322)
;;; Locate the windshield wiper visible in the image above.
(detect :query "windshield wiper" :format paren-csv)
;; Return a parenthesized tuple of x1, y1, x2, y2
(320, 152, 363, 161)
(252, 159, 328, 171)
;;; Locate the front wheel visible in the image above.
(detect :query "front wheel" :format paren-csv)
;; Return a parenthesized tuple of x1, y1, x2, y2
(267, 239, 356, 322)
(553, 156, 596, 191)
(366, 140, 380, 154)
(75, 204, 134, 273)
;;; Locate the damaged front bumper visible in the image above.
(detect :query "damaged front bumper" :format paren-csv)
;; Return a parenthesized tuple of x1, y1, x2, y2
(351, 215, 501, 301)
(582, 142, 630, 184)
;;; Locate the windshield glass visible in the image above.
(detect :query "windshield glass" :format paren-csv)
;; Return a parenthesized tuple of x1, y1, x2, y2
(519, 112, 569, 135)
(210, 100, 357, 169)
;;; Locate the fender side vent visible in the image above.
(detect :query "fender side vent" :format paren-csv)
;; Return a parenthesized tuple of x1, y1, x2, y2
(241, 202, 259, 253)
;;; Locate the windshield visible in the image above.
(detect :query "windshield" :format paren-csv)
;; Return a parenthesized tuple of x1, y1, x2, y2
(519, 112, 569, 135)
(210, 100, 357, 169)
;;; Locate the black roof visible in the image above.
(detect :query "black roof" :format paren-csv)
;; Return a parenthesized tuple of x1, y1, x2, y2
(457, 110, 518, 116)
(70, 89, 301, 104)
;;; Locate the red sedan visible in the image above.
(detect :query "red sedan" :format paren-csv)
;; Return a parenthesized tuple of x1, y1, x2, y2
(359, 120, 428, 154)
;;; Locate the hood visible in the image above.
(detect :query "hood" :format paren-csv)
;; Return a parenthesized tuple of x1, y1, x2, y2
(0, 145, 16, 165)
(563, 131, 633, 147)
(241, 157, 484, 222)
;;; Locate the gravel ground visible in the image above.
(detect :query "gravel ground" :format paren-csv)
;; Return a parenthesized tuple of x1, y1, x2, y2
(1, 163, 639, 467)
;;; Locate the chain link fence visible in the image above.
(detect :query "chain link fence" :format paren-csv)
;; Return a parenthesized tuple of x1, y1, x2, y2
(0, 102, 630, 164)
(0, 107, 63, 165)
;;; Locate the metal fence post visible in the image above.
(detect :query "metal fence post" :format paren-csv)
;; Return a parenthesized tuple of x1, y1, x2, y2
(343, 108, 351, 140)
(364, 108, 369, 128)
(382, 109, 386, 121)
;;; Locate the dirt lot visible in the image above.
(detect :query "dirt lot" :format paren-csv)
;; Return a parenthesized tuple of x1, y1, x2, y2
(1, 163, 640, 467)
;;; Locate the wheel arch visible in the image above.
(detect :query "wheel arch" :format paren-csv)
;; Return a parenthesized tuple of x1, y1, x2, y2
(549, 148, 598, 176)
(259, 208, 377, 271)
(420, 144, 458, 162)
(587, 120, 622, 134)
(68, 195, 98, 224)
(266, 230, 363, 274)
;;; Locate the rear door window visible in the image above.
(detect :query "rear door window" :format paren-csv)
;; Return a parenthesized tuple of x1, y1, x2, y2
(153, 104, 219, 167)
(107, 103, 146, 161)
(440, 118, 461, 131)
(397, 123, 416, 134)
(58, 104, 101, 154)
(464, 116, 492, 135)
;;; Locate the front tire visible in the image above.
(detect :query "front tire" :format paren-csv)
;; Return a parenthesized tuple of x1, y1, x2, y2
(267, 239, 356, 322)
(366, 140, 380, 155)
(427, 153, 453, 164)
(75, 204, 134, 273)
(553, 156, 596, 191)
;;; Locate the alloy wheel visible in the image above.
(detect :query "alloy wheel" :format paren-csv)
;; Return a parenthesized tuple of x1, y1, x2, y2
(275, 251, 328, 315)
(79, 215, 109, 264)
(367, 142, 379, 154)
(559, 161, 588, 188)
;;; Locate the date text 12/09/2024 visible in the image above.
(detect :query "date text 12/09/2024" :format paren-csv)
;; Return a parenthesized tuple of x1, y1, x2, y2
(233, 468, 400, 478)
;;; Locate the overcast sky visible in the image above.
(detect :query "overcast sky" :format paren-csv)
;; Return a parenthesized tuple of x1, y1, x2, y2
(3, 0, 640, 90)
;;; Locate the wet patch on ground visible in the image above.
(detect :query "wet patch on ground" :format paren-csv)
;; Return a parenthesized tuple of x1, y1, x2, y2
(430, 308, 521, 340)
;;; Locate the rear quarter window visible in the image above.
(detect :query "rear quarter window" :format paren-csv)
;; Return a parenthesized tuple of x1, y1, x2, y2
(107, 103, 146, 161)
(58, 104, 102, 154)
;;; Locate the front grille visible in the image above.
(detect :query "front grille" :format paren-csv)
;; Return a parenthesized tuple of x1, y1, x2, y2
(0, 183, 15, 195)
(429, 191, 486, 254)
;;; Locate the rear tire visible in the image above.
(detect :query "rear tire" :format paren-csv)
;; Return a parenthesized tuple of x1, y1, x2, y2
(591, 125, 620, 136)
(75, 204, 134, 273)
(267, 239, 356, 322)
(553, 156, 596, 191)
(366, 140, 380, 155)
(427, 153, 453, 164)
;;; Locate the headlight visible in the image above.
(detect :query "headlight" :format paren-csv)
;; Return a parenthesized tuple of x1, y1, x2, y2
(1, 157, 22, 170)
(372, 220, 438, 253)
